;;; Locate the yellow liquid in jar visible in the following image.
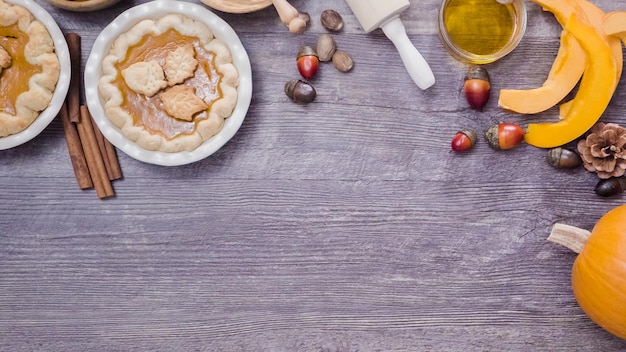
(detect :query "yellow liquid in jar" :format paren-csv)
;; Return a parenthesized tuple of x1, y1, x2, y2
(443, 0, 515, 56)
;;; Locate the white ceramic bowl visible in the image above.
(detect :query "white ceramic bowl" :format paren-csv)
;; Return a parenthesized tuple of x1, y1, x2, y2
(85, 0, 253, 166)
(200, 0, 271, 14)
(0, 0, 71, 150)
(43, 0, 120, 12)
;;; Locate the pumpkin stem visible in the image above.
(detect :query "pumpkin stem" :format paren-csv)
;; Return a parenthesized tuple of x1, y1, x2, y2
(548, 223, 591, 254)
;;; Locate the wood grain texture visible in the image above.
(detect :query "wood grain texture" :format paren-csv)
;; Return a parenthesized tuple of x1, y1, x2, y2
(2, 0, 626, 351)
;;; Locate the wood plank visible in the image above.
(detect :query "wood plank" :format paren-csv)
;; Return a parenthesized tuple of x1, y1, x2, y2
(1, 0, 626, 350)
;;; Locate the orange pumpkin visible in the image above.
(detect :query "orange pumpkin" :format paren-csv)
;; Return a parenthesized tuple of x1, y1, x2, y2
(549, 205, 626, 339)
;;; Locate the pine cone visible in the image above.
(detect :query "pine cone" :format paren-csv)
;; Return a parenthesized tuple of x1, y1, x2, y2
(577, 122, 626, 179)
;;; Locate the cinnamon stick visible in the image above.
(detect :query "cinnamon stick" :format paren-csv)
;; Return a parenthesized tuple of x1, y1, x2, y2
(104, 136, 123, 180)
(90, 116, 113, 179)
(77, 105, 114, 199)
(76, 115, 105, 198)
(60, 102, 93, 190)
(66, 32, 81, 123)
(89, 113, 123, 181)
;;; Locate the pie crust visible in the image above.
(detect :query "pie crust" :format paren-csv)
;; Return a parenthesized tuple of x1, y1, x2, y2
(0, 0, 61, 137)
(99, 14, 239, 153)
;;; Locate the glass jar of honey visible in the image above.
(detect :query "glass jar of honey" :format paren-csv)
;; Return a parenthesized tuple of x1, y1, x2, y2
(438, 0, 527, 64)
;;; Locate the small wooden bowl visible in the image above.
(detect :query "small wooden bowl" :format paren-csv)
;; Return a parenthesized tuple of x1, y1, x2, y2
(43, 0, 121, 11)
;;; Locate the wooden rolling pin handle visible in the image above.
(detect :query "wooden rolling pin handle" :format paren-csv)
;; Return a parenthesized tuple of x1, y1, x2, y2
(271, 0, 306, 34)
(288, 17, 307, 34)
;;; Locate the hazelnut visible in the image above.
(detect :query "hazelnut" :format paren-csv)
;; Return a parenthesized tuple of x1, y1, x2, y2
(285, 79, 316, 104)
(321, 9, 344, 32)
(332, 50, 353, 72)
(316, 34, 336, 62)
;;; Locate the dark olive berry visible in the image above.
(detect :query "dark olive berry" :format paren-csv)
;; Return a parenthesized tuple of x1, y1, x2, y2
(595, 177, 626, 197)
(547, 147, 583, 169)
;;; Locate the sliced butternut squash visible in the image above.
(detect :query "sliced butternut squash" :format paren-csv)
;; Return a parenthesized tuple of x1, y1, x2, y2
(525, 15, 618, 148)
(533, 0, 582, 25)
(557, 0, 622, 119)
(603, 11, 626, 43)
(498, 0, 622, 115)
(498, 30, 584, 114)
(497, 0, 585, 114)
(574, 0, 622, 82)
(559, 99, 573, 117)
(557, 2, 623, 120)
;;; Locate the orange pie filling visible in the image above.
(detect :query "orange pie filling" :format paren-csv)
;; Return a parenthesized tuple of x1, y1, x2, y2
(99, 14, 239, 153)
(0, 0, 60, 137)
(0, 24, 41, 116)
(114, 29, 222, 140)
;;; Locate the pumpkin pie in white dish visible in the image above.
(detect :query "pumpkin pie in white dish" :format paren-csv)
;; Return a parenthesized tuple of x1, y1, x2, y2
(43, 0, 120, 12)
(98, 12, 240, 154)
(0, 0, 62, 141)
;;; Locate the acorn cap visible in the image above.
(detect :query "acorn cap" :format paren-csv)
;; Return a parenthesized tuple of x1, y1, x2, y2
(484, 124, 500, 150)
(297, 45, 318, 59)
(465, 65, 490, 83)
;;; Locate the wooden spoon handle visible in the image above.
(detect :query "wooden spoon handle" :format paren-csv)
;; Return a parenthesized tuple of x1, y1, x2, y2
(271, 0, 306, 34)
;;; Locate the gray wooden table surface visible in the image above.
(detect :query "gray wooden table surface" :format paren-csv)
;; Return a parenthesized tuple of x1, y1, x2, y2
(2, 0, 626, 350)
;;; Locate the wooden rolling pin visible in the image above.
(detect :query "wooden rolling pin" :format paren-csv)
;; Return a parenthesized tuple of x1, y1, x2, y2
(272, 0, 307, 34)
(344, 0, 435, 90)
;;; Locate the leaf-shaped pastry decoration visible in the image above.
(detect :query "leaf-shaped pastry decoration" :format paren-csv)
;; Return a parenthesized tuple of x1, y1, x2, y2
(164, 44, 198, 86)
(0, 46, 10, 74)
(158, 85, 208, 121)
(121, 60, 168, 97)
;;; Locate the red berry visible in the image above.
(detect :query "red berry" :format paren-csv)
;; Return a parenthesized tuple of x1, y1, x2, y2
(485, 123, 525, 150)
(464, 66, 490, 110)
(451, 129, 477, 152)
(297, 46, 319, 80)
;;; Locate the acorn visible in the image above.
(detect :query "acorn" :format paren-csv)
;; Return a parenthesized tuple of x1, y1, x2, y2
(284, 79, 316, 104)
(464, 65, 490, 110)
(594, 177, 626, 197)
(485, 122, 525, 150)
(451, 129, 477, 152)
(547, 147, 583, 169)
(297, 45, 319, 80)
